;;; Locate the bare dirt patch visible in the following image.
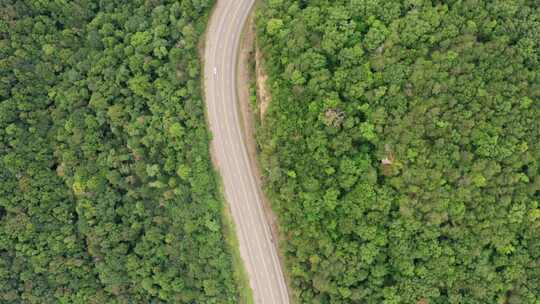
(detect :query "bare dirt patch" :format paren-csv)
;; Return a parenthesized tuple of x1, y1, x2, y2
(255, 45, 271, 120)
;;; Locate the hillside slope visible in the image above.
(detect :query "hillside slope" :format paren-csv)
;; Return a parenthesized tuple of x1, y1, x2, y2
(0, 1, 237, 302)
(256, 0, 540, 303)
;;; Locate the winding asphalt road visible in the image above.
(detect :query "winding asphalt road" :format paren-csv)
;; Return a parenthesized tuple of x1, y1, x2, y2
(203, 1, 290, 303)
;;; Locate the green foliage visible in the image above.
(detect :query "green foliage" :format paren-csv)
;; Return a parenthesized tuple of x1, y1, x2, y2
(0, 0, 238, 303)
(256, 0, 540, 303)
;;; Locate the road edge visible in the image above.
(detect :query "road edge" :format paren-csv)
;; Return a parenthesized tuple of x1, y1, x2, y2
(235, 4, 295, 303)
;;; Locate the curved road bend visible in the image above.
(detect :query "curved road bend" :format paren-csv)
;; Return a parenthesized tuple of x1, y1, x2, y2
(203, 1, 290, 303)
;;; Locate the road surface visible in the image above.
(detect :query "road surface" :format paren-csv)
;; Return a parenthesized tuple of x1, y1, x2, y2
(203, 1, 290, 303)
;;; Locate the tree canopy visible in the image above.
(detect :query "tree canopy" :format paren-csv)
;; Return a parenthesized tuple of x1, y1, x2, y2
(256, 0, 540, 303)
(1, 0, 238, 303)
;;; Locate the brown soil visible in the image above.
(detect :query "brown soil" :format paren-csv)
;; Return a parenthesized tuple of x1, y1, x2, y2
(255, 45, 271, 120)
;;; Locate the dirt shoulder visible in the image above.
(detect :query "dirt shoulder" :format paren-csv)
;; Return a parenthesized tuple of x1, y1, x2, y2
(255, 42, 271, 119)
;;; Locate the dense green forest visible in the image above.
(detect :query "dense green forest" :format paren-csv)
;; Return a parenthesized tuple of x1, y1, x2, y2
(0, 0, 238, 303)
(257, 0, 540, 303)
